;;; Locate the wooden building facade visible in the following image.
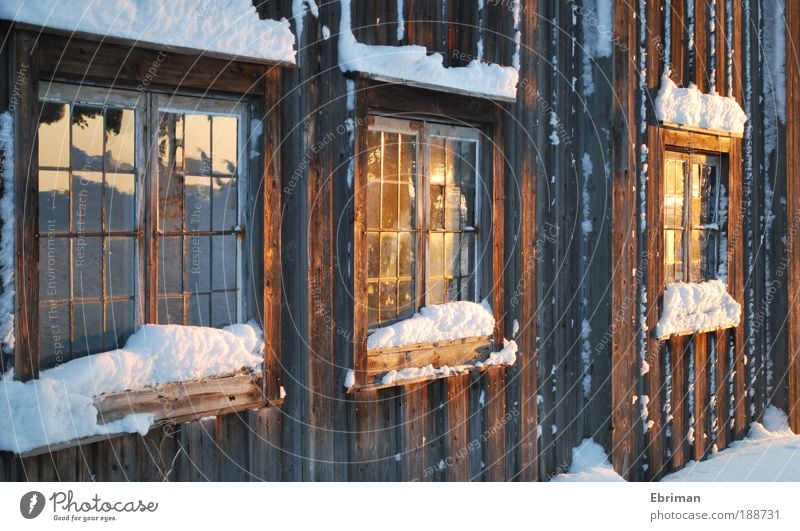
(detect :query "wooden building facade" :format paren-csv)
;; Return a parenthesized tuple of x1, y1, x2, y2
(0, 0, 797, 481)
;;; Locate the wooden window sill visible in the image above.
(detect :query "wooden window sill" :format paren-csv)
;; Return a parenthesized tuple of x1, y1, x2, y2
(9, 369, 279, 458)
(655, 323, 737, 341)
(658, 120, 743, 139)
(348, 335, 504, 392)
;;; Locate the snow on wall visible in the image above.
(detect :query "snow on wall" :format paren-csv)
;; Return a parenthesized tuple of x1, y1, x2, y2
(0, 113, 14, 352)
(338, 0, 518, 100)
(396, 0, 405, 41)
(654, 71, 747, 134)
(292, 0, 320, 44)
(655, 280, 742, 338)
(0, 322, 264, 453)
(0, 0, 296, 64)
(367, 300, 494, 350)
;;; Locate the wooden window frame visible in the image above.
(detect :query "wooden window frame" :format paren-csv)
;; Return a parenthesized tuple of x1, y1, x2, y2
(662, 150, 725, 285)
(647, 123, 744, 339)
(350, 81, 507, 391)
(7, 29, 283, 454)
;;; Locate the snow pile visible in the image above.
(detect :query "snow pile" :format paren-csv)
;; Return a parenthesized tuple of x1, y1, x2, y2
(655, 280, 741, 338)
(0, 0, 295, 64)
(654, 71, 747, 134)
(367, 300, 494, 350)
(0, 112, 14, 351)
(550, 439, 625, 482)
(663, 406, 800, 481)
(379, 339, 517, 386)
(338, 0, 518, 100)
(0, 322, 264, 453)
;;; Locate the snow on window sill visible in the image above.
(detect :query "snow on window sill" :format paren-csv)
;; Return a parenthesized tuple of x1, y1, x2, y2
(654, 280, 742, 340)
(0, 322, 278, 457)
(346, 339, 518, 392)
(654, 70, 747, 135)
(0, 0, 296, 65)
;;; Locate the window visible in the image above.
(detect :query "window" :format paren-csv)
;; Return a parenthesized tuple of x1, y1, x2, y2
(366, 117, 481, 329)
(36, 84, 249, 369)
(663, 151, 724, 284)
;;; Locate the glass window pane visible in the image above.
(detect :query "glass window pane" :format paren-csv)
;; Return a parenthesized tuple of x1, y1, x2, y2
(104, 299, 134, 350)
(105, 108, 135, 172)
(212, 235, 237, 290)
(72, 236, 102, 299)
(381, 181, 398, 229)
(71, 105, 104, 171)
(430, 185, 445, 230)
(700, 163, 718, 226)
(664, 229, 684, 284)
(158, 236, 183, 294)
(211, 291, 237, 327)
(367, 232, 380, 279)
(159, 172, 184, 232)
(106, 172, 136, 232)
(398, 181, 415, 229)
(39, 237, 70, 302)
(398, 232, 414, 277)
(427, 279, 444, 306)
(458, 141, 477, 187)
(429, 138, 445, 184)
(445, 187, 462, 230)
(428, 232, 444, 278)
(212, 177, 238, 231)
(212, 116, 237, 175)
(106, 236, 135, 298)
(444, 232, 457, 279)
(187, 293, 211, 326)
(185, 235, 211, 292)
(367, 282, 379, 326)
(158, 296, 183, 325)
(690, 229, 703, 281)
(398, 280, 414, 320)
(367, 131, 382, 182)
(39, 170, 70, 233)
(459, 233, 476, 299)
(445, 140, 457, 185)
(664, 159, 685, 228)
(399, 134, 416, 184)
(158, 114, 183, 174)
(72, 301, 103, 356)
(39, 303, 69, 368)
(379, 232, 398, 278)
(691, 163, 702, 228)
(366, 181, 381, 230)
(72, 172, 103, 233)
(184, 114, 211, 174)
(184, 176, 211, 232)
(379, 280, 397, 323)
(38, 102, 70, 168)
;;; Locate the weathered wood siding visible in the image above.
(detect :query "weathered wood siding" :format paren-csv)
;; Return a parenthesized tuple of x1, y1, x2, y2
(0, 0, 796, 482)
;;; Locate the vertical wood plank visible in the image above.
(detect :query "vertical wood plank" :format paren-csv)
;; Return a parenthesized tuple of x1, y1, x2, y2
(693, 333, 709, 461)
(610, 0, 641, 480)
(12, 30, 39, 380)
(669, 335, 689, 470)
(785, 0, 800, 432)
(444, 374, 470, 481)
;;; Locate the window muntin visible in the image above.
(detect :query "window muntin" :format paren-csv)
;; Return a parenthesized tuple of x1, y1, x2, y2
(155, 99, 244, 328)
(664, 151, 722, 284)
(37, 98, 139, 368)
(366, 117, 481, 330)
(35, 85, 248, 369)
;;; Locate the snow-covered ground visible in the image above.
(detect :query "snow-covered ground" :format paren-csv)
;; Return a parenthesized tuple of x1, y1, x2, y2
(553, 407, 800, 482)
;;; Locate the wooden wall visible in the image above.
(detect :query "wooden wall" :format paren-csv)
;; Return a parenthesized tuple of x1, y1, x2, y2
(1, 0, 796, 482)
